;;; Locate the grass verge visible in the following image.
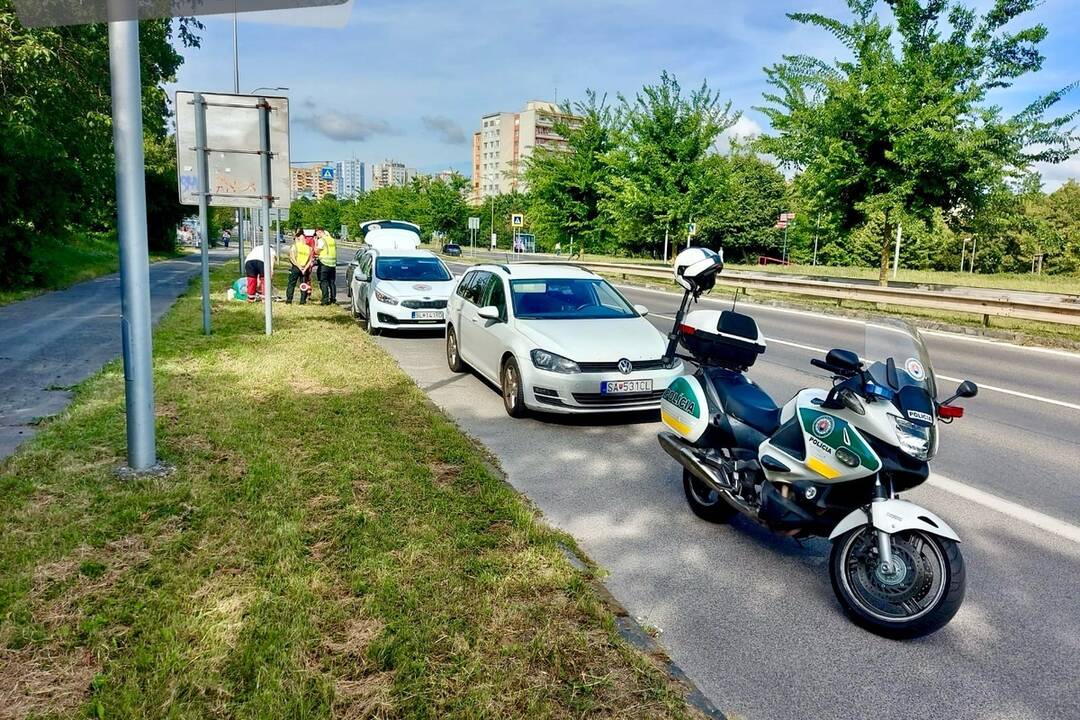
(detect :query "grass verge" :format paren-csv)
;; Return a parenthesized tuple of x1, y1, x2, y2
(0, 231, 180, 306)
(430, 245, 1080, 295)
(0, 265, 703, 719)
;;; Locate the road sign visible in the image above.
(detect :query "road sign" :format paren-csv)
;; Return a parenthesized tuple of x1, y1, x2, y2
(175, 91, 292, 208)
(491, 232, 498, 249)
(688, 222, 697, 236)
(320, 166, 335, 181)
(511, 213, 524, 227)
(468, 216, 480, 230)
(10, 0, 349, 27)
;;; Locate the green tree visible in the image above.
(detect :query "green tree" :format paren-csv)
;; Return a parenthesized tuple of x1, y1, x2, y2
(601, 73, 738, 257)
(0, 3, 200, 286)
(695, 145, 788, 262)
(757, 0, 1078, 284)
(525, 91, 617, 253)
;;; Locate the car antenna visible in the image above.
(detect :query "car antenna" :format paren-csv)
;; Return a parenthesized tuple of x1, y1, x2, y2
(731, 288, 739, 312)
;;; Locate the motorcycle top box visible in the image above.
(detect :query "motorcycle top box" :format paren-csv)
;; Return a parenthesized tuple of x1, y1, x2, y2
(677, 309, 766, 371)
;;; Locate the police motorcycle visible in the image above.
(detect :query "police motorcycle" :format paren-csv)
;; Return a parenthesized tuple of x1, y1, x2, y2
(657, 247, 978, 638)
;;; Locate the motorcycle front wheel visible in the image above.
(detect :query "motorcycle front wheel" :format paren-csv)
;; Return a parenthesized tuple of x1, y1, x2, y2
(829, 526, 965, 639)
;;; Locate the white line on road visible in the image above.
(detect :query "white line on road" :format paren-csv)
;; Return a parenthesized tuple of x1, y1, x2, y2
(654, 311, 1080, 412)
(929, 473, 1080, 545)
(625, 283, 1080, 360)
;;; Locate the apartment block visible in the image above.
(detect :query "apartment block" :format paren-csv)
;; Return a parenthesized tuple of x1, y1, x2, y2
(290, 163, 336, 200)
(335, 158, 365, 198)
(472, 100, 582, 202)
(371, 160, 417, 189)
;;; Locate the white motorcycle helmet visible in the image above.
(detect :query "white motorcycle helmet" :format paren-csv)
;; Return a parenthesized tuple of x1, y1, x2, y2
(673, 246, 724, 293)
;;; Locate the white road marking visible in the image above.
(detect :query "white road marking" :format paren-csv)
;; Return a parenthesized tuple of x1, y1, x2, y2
(651, 303, 1080, 411)
(762, 337, 1080, 412)
(621, 283, 1080, 358)
(928, 473, 1080, 545)
(921, 329, 1080, 361)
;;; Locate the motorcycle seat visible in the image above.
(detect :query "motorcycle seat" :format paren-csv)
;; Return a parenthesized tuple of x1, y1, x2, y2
(704, 367, 781, 435)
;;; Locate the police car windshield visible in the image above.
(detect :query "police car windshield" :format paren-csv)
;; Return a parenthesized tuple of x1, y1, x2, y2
(375, 257, 451, 282)
(510, 278, 637, 319)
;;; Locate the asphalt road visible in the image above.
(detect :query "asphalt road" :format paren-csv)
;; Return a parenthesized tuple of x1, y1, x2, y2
(363, 258, 1080, 720)
(0, 248, 232, 459)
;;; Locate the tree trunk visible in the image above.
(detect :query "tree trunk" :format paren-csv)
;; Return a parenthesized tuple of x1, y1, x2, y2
(878, 211, 892, 287)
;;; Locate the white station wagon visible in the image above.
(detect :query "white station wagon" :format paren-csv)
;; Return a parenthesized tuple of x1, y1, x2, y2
(445, 263, 684, 416)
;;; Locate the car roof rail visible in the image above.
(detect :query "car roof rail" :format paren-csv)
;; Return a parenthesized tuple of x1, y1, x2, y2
(513, 261, 595, 274)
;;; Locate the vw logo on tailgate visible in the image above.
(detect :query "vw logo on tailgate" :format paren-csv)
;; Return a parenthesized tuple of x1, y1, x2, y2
(617, 358, 633, 375)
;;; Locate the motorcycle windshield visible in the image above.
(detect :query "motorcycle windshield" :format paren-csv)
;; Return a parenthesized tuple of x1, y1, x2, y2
(863, 320, 937, 417)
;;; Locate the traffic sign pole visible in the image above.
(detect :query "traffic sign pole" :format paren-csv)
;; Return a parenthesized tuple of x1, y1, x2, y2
(258, 98, 274, 335)
(193, 92, 212, 335)
(108, 7, 156, 470)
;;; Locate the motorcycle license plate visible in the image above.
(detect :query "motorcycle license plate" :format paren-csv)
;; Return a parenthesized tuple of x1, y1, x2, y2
(601, 379, 652, 394)
(413, 311, 443, 320)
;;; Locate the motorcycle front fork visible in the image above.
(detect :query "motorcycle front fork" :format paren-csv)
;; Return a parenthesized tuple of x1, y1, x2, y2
(872, 476, 895, 575)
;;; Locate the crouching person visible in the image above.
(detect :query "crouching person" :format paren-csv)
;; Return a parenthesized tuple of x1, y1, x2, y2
(244, 243, 276, 302)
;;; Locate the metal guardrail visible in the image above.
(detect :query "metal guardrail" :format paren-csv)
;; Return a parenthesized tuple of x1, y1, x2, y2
(547, 260, 1080, 328)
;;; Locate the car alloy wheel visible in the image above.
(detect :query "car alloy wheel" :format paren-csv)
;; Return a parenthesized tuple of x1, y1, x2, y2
(501, 358, 527, 418)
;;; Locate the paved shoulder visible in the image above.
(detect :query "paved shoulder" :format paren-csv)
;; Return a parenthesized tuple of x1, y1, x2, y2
(0, 250, 232, 459)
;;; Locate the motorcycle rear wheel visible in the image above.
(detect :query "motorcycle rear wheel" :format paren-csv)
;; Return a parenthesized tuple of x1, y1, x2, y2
(830, 526, 965, 639)
(682, 469, 737, 523)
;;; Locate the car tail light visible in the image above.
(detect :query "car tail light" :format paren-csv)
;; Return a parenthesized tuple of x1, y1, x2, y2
(938, 405, 964, 419)
(678, 324, 695, 335)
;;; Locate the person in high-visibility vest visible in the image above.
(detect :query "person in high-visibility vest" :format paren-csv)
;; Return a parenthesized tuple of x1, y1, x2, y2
(286, 229, 314, 304)
(315, 227, 338, 306)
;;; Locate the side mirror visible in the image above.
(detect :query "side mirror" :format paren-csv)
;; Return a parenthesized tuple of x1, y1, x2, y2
(955, 380, 978, 399)
(826, 348, 862, 374)
(634, 304, 649, 317)
(477, 305, 501, 321)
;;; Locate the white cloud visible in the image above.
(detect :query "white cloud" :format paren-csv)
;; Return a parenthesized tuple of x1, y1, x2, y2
(1032, 155, 1080, 192)
(422, 115, 468, 145)
(718, 115, 763, 147)
(296, 109, 396, 142)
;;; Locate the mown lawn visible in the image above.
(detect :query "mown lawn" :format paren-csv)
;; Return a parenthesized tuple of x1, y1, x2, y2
(0, 267, 702, 719)
(0, 231, 180, 306)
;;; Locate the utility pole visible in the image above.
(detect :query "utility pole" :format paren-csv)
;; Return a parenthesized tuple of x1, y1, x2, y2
(258, 97, 274, 335)
(108, 2, 156, 470)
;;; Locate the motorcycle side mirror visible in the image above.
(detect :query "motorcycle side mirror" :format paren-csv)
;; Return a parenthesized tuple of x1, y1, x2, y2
(955, 380, 978, 399)
(825, 348, 862, 374)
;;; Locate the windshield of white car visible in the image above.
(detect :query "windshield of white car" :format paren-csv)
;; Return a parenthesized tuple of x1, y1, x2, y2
(375, 257, 451, 282)
(510, 278, 637, 319)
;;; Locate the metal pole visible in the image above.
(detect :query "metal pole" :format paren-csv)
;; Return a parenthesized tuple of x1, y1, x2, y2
(892, 223, 902, 280)
(663, 227, 669, 262)
(232, 13, 240, 94)
(258, 98, 274, 335)
(960, 238, 966, 272)
(970, 235, 977, 272)
(783, 224, 789, 262)
(107, 6, 156, 470)
(813, 216, 820, 266)
(193, 93, 212, 335)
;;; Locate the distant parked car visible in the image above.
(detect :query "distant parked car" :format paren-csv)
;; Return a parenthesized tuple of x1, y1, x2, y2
(442, 242, 462, 257)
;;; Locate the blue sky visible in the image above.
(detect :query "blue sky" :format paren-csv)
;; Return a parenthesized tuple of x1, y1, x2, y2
(166, 0, 1080, 189)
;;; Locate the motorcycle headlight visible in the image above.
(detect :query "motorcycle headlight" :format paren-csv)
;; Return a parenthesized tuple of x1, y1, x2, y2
(892, 415, 935, 461)
(374, 289, 398, 305)
(530, 349, 580, 374)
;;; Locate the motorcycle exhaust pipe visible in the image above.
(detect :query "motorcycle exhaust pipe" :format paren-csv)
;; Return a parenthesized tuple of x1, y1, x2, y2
(658, 432, 734, 493)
